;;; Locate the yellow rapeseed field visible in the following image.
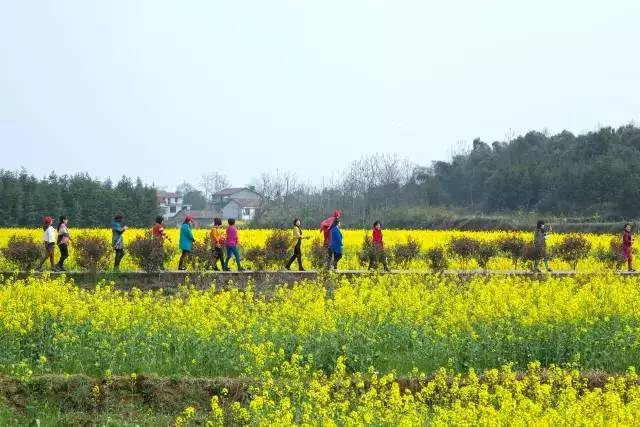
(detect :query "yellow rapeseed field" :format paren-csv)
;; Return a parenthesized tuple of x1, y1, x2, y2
(0, 227, 624, 271)
(1, 273, 640, 424)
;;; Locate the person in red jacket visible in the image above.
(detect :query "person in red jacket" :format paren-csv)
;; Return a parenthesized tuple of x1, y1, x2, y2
(621, 223, 635, 272)
(368, 221, 390, 272)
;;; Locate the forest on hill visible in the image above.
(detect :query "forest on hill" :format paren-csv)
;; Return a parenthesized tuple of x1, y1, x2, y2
(2, 125, 640, 228)
(0, 171, 158, 227)
(253, 125, 640, 227)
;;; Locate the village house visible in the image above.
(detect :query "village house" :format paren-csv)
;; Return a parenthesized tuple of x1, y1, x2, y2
(158, 191, 191, 218)
(212, 187, 262, 221)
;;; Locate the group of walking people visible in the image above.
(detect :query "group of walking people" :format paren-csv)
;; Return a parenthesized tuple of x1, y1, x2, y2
(172, 215, 243, 271)
(32, 212, 638, 273)
(37, 215, 70, 271)
(532, 220, 635, 272)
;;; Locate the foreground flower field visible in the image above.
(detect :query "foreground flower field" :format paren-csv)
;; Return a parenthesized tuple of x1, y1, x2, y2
(0, 227, 627, 271)
(0, 273, 640, 424)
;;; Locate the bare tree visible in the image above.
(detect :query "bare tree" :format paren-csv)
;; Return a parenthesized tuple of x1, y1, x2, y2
(200, 172, 230, 200)
(176, 182, 196, 195)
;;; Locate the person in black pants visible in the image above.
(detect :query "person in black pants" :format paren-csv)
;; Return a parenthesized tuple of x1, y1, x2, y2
(286, 218, 308, 271)
(209, 217, 226, 271)
(56, 216, 71, 271)
(111, 215, 127, 270)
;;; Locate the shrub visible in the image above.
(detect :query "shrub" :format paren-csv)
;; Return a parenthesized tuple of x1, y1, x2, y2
(521, 242, 540, 270)
(1, 235, 42, 270)
(264, 229, 292, 268)
(128, 237, 175, 272)
(75, 233, 110, 271)
(593, 238, 625, 270)
(475, 243, 498, 270)
(424, 247, 448, 272)
(357, 235, 374, 267)
(309, 237, 329, 270)
(392, 237, 420, 267)
(497, 235, 527, 269)
(553, 234, 592, 270)
(358, 235, 391, 268)
(190, 238, 213, 270)
(244, 246, 267, 270)
(448, 237, 481, 268)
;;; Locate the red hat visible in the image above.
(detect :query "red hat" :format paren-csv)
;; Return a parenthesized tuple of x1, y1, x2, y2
(42, 216, 53, 225)
(185, 215, 193, 222)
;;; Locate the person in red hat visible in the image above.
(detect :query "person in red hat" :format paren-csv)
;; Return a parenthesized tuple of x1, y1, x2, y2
(178, 215, 195, 270)
(37, 216, 57, 271)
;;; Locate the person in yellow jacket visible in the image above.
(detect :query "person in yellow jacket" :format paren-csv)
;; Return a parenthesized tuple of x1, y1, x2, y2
(209, 217, 226, 271)
(285, 218, 308, 271)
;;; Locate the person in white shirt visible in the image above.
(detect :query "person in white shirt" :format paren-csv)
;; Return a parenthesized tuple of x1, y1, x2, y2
(37, 216, 57, 271)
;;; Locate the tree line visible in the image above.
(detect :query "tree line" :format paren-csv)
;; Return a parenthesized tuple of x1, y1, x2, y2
(0, 169, 158, 227)
(251, 125, 640, 227)
(4, 124, 640, 228)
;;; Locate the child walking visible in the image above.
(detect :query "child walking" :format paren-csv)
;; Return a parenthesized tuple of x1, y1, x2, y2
(621, 223, 635, 272)
(37, 216, 57, 271)
(209, 217, 226, 271)
(285, 218, 308, 271)
(111, 215, 127, 270)
(178, 215, 195, 270)
(223, 218, 244, 271)
(368, 221, 390, 272)
(55, 216, 70, 271)
(533, 220, 552, 272)
(329, 219, 343, 270)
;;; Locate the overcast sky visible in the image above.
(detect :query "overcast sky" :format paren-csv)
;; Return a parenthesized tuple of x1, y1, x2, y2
(1, 0, 639, 190)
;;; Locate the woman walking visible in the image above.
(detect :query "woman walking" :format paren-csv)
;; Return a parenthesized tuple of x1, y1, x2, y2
(223, 218, 244, 271)
(178, 215, 195, 270)
(111, 215, 127, 270)
(37, 216, 57, 271)
(55, 216, 70, 271)
(321, 209, 341, 267)
(209, 217, 226, 271)
(152, 215, 170, 243)
(368, 221, 390, 272)
(329, 218, 343, 270)
(621, 223, 635, 272)
(533, 220, 552, 272)
(285, 218, 307, 271)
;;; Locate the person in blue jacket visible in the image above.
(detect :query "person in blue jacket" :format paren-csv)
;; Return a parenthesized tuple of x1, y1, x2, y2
(329, 218, 343, 269)
(178, 215, 195, 270)
(111, 215, 127, 270)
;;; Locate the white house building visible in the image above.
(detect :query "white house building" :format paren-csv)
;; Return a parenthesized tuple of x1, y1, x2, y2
(212, 188, 262, 221)
(158, 191, 191, 218)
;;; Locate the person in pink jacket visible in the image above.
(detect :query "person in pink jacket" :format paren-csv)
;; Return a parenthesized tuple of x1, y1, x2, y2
(223, 218, 244, 271)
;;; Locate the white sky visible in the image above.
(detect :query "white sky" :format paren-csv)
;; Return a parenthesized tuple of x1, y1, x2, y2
(1, 0, 640, 190)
